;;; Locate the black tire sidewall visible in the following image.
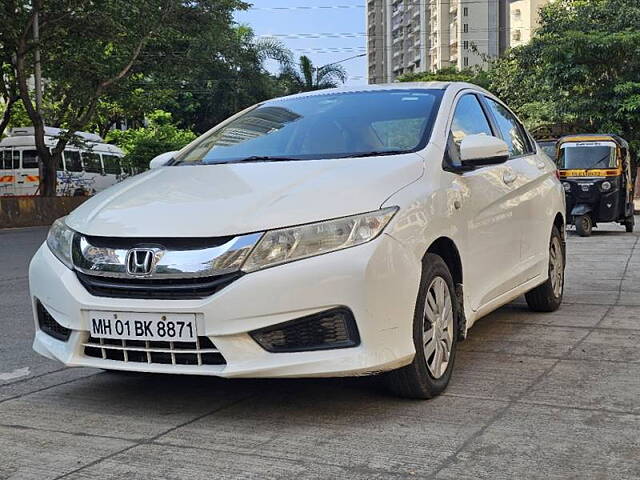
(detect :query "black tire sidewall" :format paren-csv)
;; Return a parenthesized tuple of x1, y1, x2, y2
(576, 214, 592, 236)
(410, 254, 459, 392)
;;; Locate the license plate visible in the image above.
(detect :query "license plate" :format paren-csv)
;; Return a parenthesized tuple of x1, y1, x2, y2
(88, 311, 197, 342)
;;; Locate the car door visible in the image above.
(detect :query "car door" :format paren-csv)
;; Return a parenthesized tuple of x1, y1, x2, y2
(445, 92, 522, 312)
(482, 96, 552, 284)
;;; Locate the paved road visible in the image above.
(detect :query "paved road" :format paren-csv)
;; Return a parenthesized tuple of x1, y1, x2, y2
(1, 222, 640, 479)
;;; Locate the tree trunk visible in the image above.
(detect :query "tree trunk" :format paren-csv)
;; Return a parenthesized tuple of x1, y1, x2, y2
(41, 153, 58, 196)
(0, 95, 17, 138)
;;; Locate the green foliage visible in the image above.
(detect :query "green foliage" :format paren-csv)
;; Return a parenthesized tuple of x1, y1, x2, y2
(398, 0, 640, 157)
(490, 0, 640, 153)
(281, 55, 347, 93)
(106, 110, 196, 172)
(398, 67, 491, 90)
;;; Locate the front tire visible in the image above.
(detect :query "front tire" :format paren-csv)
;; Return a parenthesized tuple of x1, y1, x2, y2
(387, 254, 459, 399)
(575, 214, 592, 237)
(525, 226, 565, 312)
(625, 216, 634, 233)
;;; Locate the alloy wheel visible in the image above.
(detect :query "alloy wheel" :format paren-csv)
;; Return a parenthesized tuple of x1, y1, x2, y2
(549, 235, 564, 298)
(423, 276, 454, 379)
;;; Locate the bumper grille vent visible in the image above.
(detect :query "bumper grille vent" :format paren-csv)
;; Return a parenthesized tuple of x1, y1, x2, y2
(83, 336, 226, 366)
(37, 301, 72, 342)
(250, 307, 360, 353)
(76, 271, 242, 300)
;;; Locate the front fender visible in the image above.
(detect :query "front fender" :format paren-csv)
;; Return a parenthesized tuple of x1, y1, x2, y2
(571, 204, 593, 216)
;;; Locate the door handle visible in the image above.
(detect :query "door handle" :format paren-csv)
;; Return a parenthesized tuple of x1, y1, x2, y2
(503, 169, 517, 185)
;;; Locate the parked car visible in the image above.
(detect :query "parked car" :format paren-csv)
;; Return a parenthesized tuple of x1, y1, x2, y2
(0, 127, 126, 196)
(29, 83, 566, 398)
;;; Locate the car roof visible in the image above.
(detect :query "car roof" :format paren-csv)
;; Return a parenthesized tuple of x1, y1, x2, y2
(266, 82, 488, 103)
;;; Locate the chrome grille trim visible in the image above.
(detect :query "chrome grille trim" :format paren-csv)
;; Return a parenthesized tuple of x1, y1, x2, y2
(73, 232, 263, 279)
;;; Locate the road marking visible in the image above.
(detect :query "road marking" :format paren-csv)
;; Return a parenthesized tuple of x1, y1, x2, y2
(0, 367, 31, 382)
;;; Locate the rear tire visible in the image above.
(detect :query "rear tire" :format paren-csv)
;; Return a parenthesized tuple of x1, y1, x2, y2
(575, 214, 592, 237)
(525, 226, 564, 312)
(387, 254, 459, 399)
(625, 216, 634, 233)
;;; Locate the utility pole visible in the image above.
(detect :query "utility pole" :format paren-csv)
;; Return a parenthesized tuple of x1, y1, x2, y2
(33, 0, 43, 115)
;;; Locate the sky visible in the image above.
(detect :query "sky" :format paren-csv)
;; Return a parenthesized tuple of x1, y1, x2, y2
(234, 0, 367, 86)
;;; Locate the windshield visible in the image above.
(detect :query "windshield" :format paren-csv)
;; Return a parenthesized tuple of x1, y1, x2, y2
(559, 142, 618, 170)
(174, 89, 444, 165)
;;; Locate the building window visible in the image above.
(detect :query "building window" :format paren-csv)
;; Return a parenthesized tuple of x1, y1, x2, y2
(463, 57, 469, 67)
(512, 30, 522, 42)
(463, 24, 469, 33)
(463, 40, 469, 50)
(463, 7, 468, 16)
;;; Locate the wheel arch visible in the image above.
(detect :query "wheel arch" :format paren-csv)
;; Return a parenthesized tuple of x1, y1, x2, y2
(424, 236, 462, 286)
(424, 236, 467, 339)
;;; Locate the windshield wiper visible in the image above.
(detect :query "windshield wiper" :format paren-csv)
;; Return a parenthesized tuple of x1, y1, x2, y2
(223, 155, 305, 164)
(581, 154, 611, 170)
(342, 150, 408, 158)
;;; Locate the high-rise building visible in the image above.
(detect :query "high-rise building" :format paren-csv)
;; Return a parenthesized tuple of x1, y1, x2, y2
(367, 0, 547, 84)
(509, 0, 549, 48)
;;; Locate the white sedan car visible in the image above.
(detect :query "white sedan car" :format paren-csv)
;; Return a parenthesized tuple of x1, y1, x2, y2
(30, 82, 566, 398)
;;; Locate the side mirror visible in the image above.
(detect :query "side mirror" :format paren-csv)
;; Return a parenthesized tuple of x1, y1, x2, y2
(459, 135, 509, 168)
(149, 151, 177, 170)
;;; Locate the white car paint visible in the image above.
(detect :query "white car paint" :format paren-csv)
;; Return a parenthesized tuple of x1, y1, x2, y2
(29, 82, 565, 382)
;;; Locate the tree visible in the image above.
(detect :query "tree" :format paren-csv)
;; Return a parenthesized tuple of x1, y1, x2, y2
(398, 66, 491, 90)
(0, 8, 19, 138)
(6, 0, 247, 196)
(107, 110, 195, 172)
(159, 28, 292, 134)
(488, 0, 640, 153)
(282, 55, 347, 93)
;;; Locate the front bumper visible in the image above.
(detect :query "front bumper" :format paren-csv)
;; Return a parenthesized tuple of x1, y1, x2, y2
(29, 233, 420, 378)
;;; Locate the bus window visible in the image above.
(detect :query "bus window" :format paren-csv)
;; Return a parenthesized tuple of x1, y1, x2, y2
(65, 151, 82, 172)
(102, 154, 121, 175)
(83, 152, 102, 174)
(22, 150, 39, 169)
(1, 150, 18, 169)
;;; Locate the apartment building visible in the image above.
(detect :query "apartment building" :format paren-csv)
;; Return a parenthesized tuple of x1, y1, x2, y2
(509, 0, 549, 47)
(367, 0, 546, 84)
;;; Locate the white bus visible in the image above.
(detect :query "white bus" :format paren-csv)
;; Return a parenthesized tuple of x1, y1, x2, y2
(0, 127, 126, 196)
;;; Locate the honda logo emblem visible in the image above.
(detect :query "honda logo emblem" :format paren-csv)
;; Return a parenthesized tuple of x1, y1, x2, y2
(126, 249, 156, 276)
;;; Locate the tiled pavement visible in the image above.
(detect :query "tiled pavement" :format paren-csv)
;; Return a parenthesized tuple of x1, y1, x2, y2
(1, 222, 639, 479)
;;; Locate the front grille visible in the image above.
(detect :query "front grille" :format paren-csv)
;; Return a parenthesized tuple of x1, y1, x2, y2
(83, 335, 226, 366)
(76, 271, 242, 300)
(251, 307, 360, 353)
(37, 301, 71, 341)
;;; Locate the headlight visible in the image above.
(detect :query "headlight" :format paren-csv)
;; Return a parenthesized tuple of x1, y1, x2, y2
(46, 218, 76, 269)
(562, 182, 571, 192)
(242, 207, 398, 273)
(601, 181, 612, 192)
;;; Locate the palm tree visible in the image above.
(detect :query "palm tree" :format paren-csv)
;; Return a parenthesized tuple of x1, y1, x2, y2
(283, 55, 347, 93)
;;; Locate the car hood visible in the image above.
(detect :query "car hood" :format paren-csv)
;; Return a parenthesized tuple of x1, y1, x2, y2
(66, 154, 423, 237)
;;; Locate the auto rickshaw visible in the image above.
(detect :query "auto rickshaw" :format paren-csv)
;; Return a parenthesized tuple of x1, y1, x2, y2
(558, 134, 636, 236)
